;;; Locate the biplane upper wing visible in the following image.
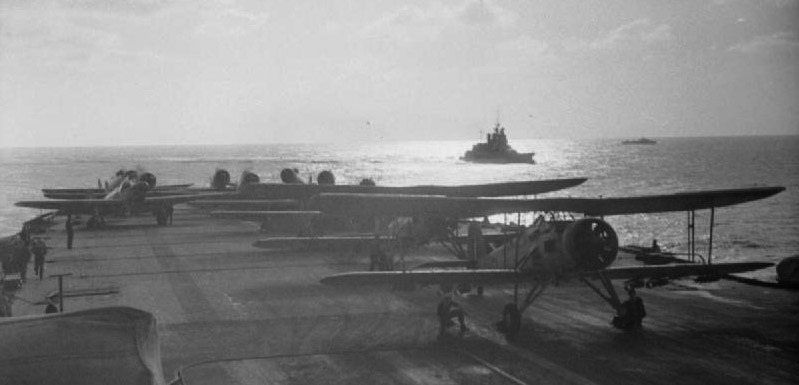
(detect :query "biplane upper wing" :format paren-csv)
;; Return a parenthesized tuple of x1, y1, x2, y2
(239, 178, 588, 199)
(320, 262, 774, 287)
(313, 186, 785, 218)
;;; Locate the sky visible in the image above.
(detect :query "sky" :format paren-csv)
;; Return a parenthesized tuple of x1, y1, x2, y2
(1, 0, 797, 147)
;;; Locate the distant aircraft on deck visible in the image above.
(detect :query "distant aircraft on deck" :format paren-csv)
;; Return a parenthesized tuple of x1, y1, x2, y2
(318, 185, 784, 338)
(16, 171, 224, 226)
(41, 169, 194, 200)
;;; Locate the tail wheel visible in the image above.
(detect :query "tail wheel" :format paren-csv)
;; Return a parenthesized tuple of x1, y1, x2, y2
(501, 303, 521, 338)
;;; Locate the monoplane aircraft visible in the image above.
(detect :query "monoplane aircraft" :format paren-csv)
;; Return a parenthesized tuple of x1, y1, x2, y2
(41, 169, 194, 200)
(319, 186, 784, 337)
(16, 172, 223, 226)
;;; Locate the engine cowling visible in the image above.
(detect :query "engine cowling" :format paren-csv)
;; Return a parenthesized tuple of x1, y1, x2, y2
(239, 170, 260, 186)
(127, 181, 150, 206)
(317, 170, 335, 185)
(124, 170, 139, 180)
(211, 169, 231, 190)
(139, 172, 157, 189)
(562, 218, 618, 271)
(280, 168, 305, 184)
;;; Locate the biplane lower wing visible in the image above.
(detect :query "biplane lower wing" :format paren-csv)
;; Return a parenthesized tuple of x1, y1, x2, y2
(211, 210, 323, 221)
(321, 269, 529, 287)
(314, 186, 785, 218)
(253, 235, 378, 249)
(321, 262, 773, 287)
(188, 199, 299, 211)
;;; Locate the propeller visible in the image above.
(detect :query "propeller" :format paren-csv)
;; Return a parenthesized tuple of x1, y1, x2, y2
(563, 218, 619, 270)
(139, 172, 157, 189)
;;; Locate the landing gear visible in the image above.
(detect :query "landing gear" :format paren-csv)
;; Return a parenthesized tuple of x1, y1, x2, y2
(497, 303, 521, 338)
(495, 281, 549, 339)
(581, 273, 647, 331)
(155, 208, 168, 226)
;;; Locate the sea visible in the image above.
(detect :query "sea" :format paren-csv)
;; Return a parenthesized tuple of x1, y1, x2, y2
(1, 136, 797, 279)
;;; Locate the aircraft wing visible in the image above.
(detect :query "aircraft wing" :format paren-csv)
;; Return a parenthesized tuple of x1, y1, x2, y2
(253, 235, 379, 249)
(239, 178, 588, 199)
(314, 186, 785, 218)
(584, 262, 774, 281)
(211, 210, 323, 221)
(321, 269, 531, 287)
(15, 198, 123, 214)
(16, 193, 225, 214)
(136, 193, 230, 211)
(320, 262, 773, 287)
(188, 199, 300, 211)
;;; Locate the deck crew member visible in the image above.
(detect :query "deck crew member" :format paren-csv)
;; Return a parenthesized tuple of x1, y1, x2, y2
(31, 238, 48, 280)
(613, 287, 646, 330)
(651, 239, 661, 253)
(437, 292, 468, 337)
(369, 237, 393, 271)
(15, 236, 31, 282)
(66, 215, 74, 250)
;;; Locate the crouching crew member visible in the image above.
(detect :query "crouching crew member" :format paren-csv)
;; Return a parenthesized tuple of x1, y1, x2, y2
(613, 286, 646, 330)
(437, 293, 468, 337)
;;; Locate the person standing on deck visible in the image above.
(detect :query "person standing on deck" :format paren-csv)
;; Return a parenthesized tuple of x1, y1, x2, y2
(15, 237, 31, 282)
(31, 238, 48, 280)
(65, 215, 74, 250)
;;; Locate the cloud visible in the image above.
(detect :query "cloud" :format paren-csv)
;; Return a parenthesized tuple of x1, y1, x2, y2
(365, 0, 516, 44)
(458, 0, 517, 28)
(59, 0, 173, 15)
(591, 18, 672, 49)
(728, 31, 799, 53)
(564, 18, 673, 52)
(194, 4, 269, 38)
(0, 4, 121, 65)
(497, 35, 549, 57)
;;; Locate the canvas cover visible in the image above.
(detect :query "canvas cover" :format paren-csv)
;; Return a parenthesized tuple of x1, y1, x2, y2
(0, 306, 166, 385)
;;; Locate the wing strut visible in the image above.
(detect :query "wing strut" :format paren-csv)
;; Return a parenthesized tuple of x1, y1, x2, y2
(708, 207, 715, 265)
(687, 210, 696, 262)
(579, 272, 622, 311)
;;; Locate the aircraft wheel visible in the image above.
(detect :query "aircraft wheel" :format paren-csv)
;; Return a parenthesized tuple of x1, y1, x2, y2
(500, 303, 521, 339)
(477, 286, 484, 296)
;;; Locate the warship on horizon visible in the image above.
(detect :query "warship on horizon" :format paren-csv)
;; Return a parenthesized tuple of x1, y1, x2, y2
(461, 123, 535, 164)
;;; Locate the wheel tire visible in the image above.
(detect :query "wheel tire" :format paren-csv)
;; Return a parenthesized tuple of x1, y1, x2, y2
(477, 286, 484, 296)
(501, 303, 521, 339)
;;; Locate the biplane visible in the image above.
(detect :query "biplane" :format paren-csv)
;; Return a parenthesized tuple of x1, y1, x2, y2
(219, 174, 587, 250)
(319, 186, 784, 337)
